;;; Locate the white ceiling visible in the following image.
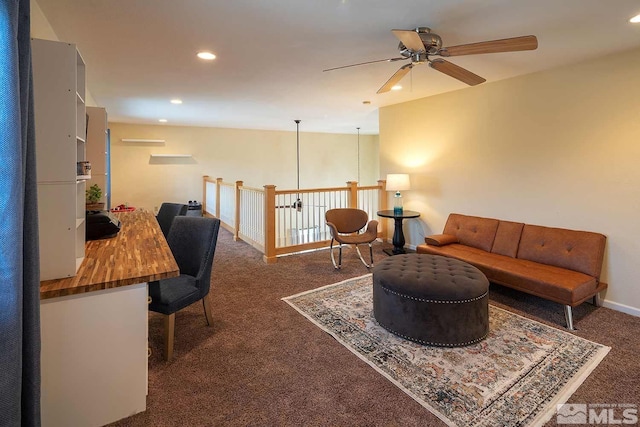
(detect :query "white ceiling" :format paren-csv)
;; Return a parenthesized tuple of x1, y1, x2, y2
(35, 0, 640, 135)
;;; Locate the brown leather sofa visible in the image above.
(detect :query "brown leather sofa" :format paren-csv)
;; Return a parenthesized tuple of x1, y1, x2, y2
(416, 213, 607, 329)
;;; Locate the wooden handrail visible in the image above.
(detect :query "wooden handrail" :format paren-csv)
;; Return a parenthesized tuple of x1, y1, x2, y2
(202, 175, 209, 216)
(263, 185, 276, 264)
(215, 178, 222, 219)
(378, 179, 387, 238)
(357, 185, 382, 190)
(234, 181, 242, 241)
(203, 176, 387, 263)
(347, 181, 358, 208)
(239, 185, 264, 193)
(203, 176, 217, 184)
(275, 186, 350, 195)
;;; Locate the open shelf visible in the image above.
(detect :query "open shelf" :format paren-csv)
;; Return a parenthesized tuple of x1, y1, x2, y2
(150, 154, 191, 158)
(122, 139, 165, 143)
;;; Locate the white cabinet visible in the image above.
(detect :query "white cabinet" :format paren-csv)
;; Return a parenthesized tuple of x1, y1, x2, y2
(32, 38, 86, 280)
(40, 284, 148, 427)
(86, 106, 110, 209)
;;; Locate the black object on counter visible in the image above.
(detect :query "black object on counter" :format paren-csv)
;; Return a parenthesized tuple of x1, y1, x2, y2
(186, 200, 202, 217)
(86, 211, 122, 240)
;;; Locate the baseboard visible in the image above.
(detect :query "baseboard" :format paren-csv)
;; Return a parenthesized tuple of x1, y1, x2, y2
(601, 300, 640, 318)
(384, 239, 417, 251)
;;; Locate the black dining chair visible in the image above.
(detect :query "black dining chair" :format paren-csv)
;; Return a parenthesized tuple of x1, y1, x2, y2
(156, 202, 188, 238)
(148, 216, 221, 360)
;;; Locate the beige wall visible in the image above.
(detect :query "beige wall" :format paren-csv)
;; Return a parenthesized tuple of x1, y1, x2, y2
(30, 0, 57, 40)
(31, 0, 98, 107)
(109, 123, 379, 212)
(379, 46, 640, 315)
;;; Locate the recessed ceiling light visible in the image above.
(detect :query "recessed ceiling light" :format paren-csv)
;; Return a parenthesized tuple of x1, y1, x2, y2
(158, 119, 167, 123)
(197, 51, 216, 60)
(391, 85, 402, 91)
(170, 99, 182, 104)
(630, 14, 640, 23)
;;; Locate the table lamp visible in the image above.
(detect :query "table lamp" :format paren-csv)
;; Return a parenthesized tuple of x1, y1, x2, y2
(386, 173, 410, 215)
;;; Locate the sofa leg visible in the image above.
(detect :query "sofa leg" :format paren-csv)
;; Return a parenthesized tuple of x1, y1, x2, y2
(593, 292, 603, 307)
(564, 305, 575, 331)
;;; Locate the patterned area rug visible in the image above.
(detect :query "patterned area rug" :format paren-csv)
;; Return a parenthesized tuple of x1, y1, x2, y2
(283, 274, 610, 427)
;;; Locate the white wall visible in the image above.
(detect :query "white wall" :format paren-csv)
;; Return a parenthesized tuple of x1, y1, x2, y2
(379, 46, 640, 315)
(109, 122, 379, 212)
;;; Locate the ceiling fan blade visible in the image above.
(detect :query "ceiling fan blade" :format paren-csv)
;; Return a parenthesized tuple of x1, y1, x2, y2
(323, 57, 407, 72)
(429, 59, 486, 86)
(377, 63, 413, 94)
(439, 35, 538, 57)
(391, 29, 426, 52)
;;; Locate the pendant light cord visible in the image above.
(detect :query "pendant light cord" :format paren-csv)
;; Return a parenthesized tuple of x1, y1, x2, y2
(357, 127, 360, 183)
(294, 120, 302, 211)
(295, 120, 301, 191)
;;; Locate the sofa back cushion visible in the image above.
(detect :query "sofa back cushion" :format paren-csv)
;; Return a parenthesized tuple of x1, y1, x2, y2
(517, 224, 606, 278)
(491, 220, 524, 258)
(443, 213, 499, 252)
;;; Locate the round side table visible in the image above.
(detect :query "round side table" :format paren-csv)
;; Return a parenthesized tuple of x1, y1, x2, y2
(377, 209, 420, 255)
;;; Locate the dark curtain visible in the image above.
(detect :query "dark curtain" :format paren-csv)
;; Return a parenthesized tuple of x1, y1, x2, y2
(0, 0, 41, 425)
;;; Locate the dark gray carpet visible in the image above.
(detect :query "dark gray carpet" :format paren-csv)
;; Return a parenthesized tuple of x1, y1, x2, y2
(110, 228, 640, 426)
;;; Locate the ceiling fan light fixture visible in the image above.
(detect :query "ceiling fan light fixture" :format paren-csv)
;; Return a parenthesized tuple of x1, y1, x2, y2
(630, 14, 640, 23)
(197, 51, 216, 60)
(329, 27, 537, 94)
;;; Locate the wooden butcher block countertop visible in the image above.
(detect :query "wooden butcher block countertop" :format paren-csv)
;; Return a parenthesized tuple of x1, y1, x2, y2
(40, 209, 179, 299)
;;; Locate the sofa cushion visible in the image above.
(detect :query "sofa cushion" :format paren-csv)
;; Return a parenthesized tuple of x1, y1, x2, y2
(491, 220, 524, 258)
(517, 224, 606, 278)
(489, 257, 598, 305)
(417, 243, 598, 305)
(442, 213, 499, 252)
(417, 243, 501, 278)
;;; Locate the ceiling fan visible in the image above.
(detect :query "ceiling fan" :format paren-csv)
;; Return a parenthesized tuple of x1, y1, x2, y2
(323, 27, 538, 94)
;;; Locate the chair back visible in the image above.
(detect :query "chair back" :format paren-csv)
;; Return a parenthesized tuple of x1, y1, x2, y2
(166, 216, 221, 297)
(157, 202, 188, 237)
(325, 208, 368, 234)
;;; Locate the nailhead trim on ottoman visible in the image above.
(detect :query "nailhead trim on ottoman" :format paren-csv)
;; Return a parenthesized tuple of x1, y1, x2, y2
(372, 253, 489, 347)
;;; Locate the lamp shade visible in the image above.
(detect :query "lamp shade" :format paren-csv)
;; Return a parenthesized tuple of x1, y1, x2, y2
(386, 174, 410, 192)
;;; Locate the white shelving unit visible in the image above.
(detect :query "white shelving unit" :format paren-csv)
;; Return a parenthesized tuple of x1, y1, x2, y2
(86, 106, 110, 210)
(32, 38, 86, 281)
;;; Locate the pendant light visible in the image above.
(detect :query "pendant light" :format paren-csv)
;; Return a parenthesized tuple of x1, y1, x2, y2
(294, 119, 302, 211)
(357, 127, 360, 183)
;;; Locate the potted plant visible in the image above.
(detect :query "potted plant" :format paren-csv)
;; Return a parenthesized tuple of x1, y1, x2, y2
(86, 184, 104, 211)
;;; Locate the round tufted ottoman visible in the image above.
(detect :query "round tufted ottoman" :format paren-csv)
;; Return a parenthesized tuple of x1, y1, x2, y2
(372, 254, 489, 347)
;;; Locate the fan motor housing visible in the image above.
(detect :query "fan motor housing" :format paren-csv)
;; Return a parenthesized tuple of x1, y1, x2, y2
(419, 33, 442, 54)
(398, 27, 442, 57)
